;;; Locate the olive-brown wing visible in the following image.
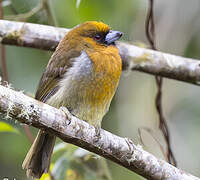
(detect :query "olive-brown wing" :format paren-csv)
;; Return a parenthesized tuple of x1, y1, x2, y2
(35, 49, 81, 102)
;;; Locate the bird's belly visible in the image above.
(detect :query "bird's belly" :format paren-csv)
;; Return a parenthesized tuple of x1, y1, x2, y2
(47, 73, 119, 127)
(63, 77, 118, 126)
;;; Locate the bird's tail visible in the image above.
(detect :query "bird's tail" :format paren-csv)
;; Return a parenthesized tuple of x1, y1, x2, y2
(22, 130, 56, 178)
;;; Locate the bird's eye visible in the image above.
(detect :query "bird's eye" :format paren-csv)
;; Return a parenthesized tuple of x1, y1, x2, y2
(94, 34, 102, 41)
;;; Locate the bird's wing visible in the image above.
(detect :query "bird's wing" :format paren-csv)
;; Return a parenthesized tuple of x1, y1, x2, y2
(35, 49, 81, 102)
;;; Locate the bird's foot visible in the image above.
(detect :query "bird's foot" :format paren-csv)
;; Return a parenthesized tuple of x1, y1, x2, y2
(94, 126, 101, 142)
(59, 106, 72, 125)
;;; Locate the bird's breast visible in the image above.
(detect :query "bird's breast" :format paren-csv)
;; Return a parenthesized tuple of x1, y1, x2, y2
(47, 49, 121, 126)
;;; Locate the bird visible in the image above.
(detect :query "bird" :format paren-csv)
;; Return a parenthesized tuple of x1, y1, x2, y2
(22, 21, 123, 178)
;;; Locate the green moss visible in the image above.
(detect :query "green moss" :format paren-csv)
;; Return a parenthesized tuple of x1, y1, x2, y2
(5, 29, 24, 45)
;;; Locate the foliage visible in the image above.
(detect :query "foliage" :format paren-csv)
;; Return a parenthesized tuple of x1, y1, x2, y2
(40, 143, 108, 180)
(0, 121, 19, 134)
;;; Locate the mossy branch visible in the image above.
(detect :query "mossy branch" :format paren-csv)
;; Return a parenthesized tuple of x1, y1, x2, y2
(1, 20, 200, 86)
(0, 84, 199, 180)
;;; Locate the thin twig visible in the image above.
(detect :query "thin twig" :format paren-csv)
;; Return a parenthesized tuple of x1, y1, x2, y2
(23, 124, 34, 143)
(0, 0, 8, 83)
(145, 0, 177, 166)
(42, 0, 57, 26)
(138, 127, 168, 161)
(5, 0, 48, 21)
(0, 45, 7, 82)
(10, 0, 18, 15)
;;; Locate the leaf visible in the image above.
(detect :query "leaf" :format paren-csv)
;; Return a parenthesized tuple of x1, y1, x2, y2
(40, 173, 50, 180)
(53, 142, 68, 154)
(52, 154, 70, 180)
(40, 164, 54, 180)
(0, 121, 19, 134)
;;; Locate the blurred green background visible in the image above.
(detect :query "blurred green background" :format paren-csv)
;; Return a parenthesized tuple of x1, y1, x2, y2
(0, 0, 200, 179)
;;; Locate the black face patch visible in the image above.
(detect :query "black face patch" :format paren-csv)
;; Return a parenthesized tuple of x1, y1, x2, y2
(93, 32, 108, 44)
(80, 29, 110, 45)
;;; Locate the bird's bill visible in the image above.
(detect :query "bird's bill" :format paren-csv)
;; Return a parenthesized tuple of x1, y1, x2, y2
(105, 30, 123, 45)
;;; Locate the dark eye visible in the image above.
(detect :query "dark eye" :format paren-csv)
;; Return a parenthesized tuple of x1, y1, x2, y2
(94, 34, 102, 41)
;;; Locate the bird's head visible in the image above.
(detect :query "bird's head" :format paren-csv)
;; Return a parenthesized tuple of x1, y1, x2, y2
(66, 21, 123, 49)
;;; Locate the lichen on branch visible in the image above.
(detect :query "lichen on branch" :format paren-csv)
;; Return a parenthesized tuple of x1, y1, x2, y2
(1, 20, 200, 86)
(0, 84, 199, 180)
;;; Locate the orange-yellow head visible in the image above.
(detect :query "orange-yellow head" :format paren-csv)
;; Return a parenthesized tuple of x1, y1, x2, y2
(63, 21, 123, 50)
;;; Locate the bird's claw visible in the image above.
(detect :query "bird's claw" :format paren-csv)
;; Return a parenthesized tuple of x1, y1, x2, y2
(59, 106, 72, 125)
(125, 137, 136, 155)
(94, 126, 101, 142)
